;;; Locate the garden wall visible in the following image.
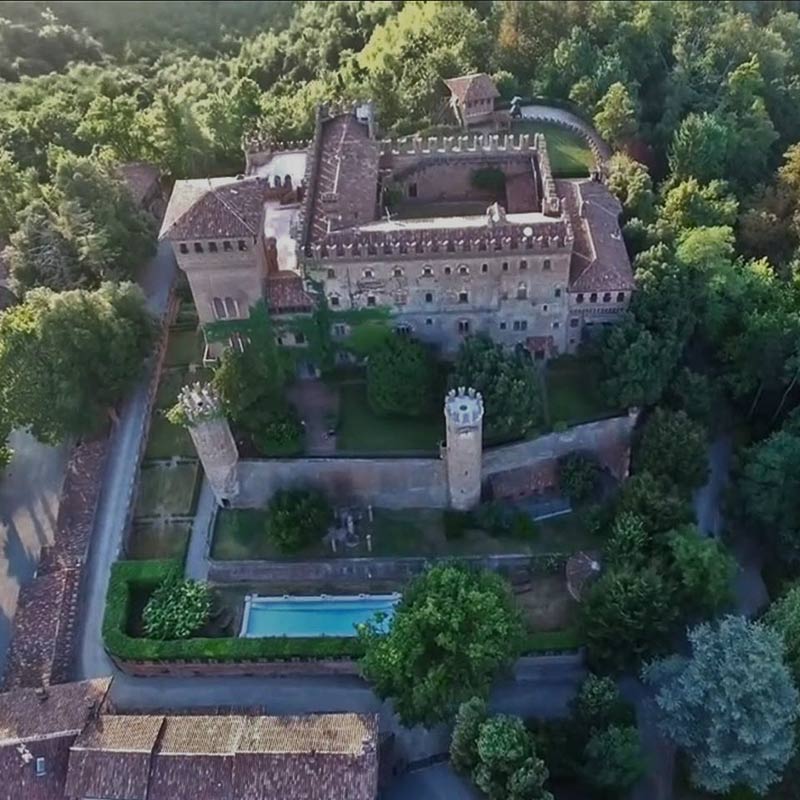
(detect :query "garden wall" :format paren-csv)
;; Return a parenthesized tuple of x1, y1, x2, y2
(235, 457, 448, 509)
(232, 411, 637, 510)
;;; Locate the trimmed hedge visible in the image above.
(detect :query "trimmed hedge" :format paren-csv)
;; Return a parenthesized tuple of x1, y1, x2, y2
(103, 560, 364, 662)
(522, 627, 584, 655)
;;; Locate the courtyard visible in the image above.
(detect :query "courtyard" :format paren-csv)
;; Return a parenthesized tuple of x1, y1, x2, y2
(510, 120, 595, 178)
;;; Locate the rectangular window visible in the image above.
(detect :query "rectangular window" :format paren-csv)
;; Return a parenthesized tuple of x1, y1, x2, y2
(481, 263, 488, 273)
(330, 296, 340, 307)
(238, 240, 246, 251)
(590, 292, 598, 303)
(458, 319, 470, 334)
(367, 296, 376, 307)
(570, 318, 579, 328)
(617, 292, 626, 303)
(423, 266, 432, 276)
(576, 293, 584, 304)
(223, 240, 232, 252)
(425, 292, 433, 303)
(502, 262, 509, 272)
(333, 323, 346, 337)
(295, 332, 306, 344)
(395, 292, 407, 305)
(543, 304, 548, 312)
(520, 260, 528, 270)
(553, 321, 560, 329)
(230, 333, 245, 353)
(543, 259, 551, 271)
(35, 758, 46, 777)
(555, 288, 561, 298)
(194, 242, 203, 253)
(408, 182, 418, 198)
(212, 297, 226, 319)
(444, 266, 452, 275)
(209, 241, 218, 253)
(458, 291, 469, 304)
(179, 243, 188, 254)
(224, 297, 239, 318)
(603, 292, 612, 302)
(499, 321, 507, 330)
(327, 268, 336, 279)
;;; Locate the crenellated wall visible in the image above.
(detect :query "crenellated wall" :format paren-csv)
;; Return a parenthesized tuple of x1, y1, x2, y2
(380, 133, 533, 156)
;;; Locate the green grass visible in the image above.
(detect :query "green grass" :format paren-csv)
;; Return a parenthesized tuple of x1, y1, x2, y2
(511, 120, 594, 178)
(164, 328, 204, 367)
(545, 354, 617, 426)
(128, 520, 192, 560)
(134, 461, 200, 518)
(211, 506, 599, 561)
(335, 381, 443, 453)
(144, 413, 197, 459)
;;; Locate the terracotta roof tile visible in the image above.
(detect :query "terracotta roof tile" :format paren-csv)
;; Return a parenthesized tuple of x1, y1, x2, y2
(444, 73, 500, 104)
(266, 273, 313, 314)
(160, 177, 268, 241)
(560, 179, 635, 293)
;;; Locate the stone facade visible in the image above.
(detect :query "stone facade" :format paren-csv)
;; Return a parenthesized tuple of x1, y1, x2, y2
(178, 384, 239, 505)
(444, 388, 484, 510)
(160, 101, 634, 364)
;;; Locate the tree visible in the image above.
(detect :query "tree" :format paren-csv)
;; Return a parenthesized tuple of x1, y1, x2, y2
(644, 616, 799, 795)
(634, 408, 708, 490)
(359, 564, 524, 726)
(558, 452, 600, 504)
(604, 512, 651, 570)
(267, 488, 331, 554)
(583, 725, 646, 794)
(0, 282, 155, 443)
(615, 471, 694, 537)
(451, 697, 488, 774)
(668, 113, 730, 185)
(367, 335, 437, 417)
(593, 82, 637, 150)
(143, 572, 211, 640)
(572, 674, 634, 732)
(665, 525, 736, 616)
(665, 368, 715, 427)
(764, 584, 800, 685)
(474, 716, 552, 800)
(656, 179, 738, 240)
(0, 149, 35, 241)
(605, 153, 655, 222)
(451, 335, 542, 440)
(581, 566, 678, 672)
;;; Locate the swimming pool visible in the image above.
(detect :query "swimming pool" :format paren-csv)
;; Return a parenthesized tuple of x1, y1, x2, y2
(240, 594, 401, 638)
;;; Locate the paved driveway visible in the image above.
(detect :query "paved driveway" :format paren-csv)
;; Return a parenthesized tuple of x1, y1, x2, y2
(0, 430, 71, 678)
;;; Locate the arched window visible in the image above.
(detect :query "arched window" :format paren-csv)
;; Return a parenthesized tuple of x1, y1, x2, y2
(284, 175, 292, 188)
(458, 264, 469, 275)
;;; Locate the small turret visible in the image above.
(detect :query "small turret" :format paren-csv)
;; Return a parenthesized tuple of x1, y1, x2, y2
(178, 383, 239, 505)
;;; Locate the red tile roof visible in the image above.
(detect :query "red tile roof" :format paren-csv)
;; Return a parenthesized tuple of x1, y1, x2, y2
(444, 73, 500, 105)
(266, 273, 313, 314)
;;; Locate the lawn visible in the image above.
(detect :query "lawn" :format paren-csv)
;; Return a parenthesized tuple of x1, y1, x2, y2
(127, 520, 192, 560)
(135, 461, 200, 518)
(545, 354, 617, 427)
(144, 413, 196, 460)
(334, 381, 444, 453)
(164, 328, 204, 367)
(511, 120, 594, 178)
(210, 506, 600, 561)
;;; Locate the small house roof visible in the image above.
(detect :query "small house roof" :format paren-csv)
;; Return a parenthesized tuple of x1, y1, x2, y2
(444, 73, 500, 105)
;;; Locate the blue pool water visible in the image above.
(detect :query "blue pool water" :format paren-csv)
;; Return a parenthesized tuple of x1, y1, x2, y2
(241, 595, 399, 638)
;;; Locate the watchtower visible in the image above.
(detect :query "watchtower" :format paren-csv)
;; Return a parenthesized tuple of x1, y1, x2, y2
(177, 383, 239, 505)
(444, 387, 484, 511)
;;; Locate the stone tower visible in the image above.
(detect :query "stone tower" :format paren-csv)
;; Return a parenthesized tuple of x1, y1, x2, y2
(444, 387, 484, 511)
(177, 383, 239, 505)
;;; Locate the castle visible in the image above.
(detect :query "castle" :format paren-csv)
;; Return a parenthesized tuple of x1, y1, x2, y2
(159, 93, 634, 366)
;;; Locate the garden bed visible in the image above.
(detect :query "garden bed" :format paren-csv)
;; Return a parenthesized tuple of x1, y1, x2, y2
(134, 461, 200, 518)
(211, 506, 600, 561)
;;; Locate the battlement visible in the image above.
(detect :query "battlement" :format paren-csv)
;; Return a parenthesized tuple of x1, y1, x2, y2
(243, 136, 312, 156)
(445, 387, 484, 426)
(307, 217, 571, 261)
(534, 133, 560, 216)
(381, 133, 532, 156)
(177, 382, 224, 426)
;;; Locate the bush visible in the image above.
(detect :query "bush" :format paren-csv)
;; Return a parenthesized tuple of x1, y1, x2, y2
(451, 697, 489, 773)
(366, 334, 438, 417)
(558, 452, 600, 504)
(267, 488, 332, 553)
(583, 724, 646, 794)
(103, 560, 363, 662)
(444, 509, 471, 540)
(142, 570, 211, 639)
(573, 674, 634, 731)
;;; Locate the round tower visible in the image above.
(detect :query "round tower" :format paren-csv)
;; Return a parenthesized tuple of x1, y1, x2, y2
(177, 383, 239, 505)
(444, 387, 484, 511)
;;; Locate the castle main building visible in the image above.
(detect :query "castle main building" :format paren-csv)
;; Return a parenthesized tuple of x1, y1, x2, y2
(160, 99, 634, 364)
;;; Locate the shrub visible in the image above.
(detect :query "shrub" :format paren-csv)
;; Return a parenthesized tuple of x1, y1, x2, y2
(142, 570, 211, 640)
(366, 334, 438, 417)
(267, 488, 332, 553)
(558, 452, 600, 504)
(573, 674, 634, 732)
(451, 697, 488, 773)
(583, 724, 646, 794)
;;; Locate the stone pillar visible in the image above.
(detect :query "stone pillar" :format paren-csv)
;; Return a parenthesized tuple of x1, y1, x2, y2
(178, 383, 239, 505)
(444, 387, 484, 511)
